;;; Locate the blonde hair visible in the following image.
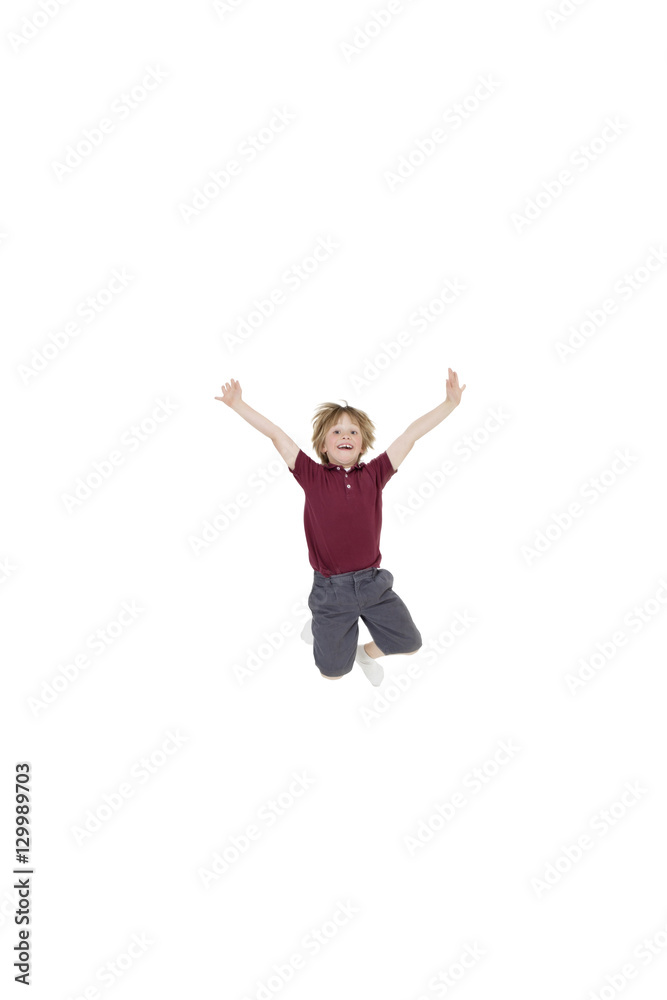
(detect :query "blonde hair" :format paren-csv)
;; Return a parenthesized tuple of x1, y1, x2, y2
(311, 401, 376, 466)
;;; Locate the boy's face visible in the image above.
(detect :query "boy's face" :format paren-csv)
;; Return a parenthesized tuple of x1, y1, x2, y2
(321, 415, 364, 467)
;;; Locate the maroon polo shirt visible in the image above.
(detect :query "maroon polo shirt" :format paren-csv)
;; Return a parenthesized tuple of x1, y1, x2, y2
(289, 448, 398, 576)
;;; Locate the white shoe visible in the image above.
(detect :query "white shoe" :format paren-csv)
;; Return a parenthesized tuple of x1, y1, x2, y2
(355, 644, 384, 686)
(301, 618, 314, 644)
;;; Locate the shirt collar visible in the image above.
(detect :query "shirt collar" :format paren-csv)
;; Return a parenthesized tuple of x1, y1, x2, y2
(324, 460, 364, 471)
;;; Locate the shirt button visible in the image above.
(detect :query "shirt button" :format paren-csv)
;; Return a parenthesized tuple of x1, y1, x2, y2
(336, 467, 340, 470)
(346, 484, 351, 488)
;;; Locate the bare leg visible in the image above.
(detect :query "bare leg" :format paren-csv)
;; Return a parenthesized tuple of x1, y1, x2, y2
(320, 671, 343, 680)
(363, 642, 418, 659)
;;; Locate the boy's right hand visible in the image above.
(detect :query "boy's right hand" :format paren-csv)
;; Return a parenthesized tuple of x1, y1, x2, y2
(215, 379, 242, 407)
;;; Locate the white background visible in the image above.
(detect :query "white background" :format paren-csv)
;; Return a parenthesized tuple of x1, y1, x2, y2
(2, 1, 667, 998)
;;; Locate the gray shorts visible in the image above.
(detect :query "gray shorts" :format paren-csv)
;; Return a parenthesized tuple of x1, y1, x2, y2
(308, 566, 422, 677)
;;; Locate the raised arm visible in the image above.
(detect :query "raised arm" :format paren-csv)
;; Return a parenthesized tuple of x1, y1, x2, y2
(215, 379, 299, 470)
(386, 368, 466, 471)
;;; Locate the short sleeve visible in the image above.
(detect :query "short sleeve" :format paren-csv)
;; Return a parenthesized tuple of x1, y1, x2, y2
(288, 448, 320, 489)
(363, 451, 397, 490)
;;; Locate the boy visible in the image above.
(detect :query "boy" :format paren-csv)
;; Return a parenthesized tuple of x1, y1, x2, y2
(216, 370, 466, 685)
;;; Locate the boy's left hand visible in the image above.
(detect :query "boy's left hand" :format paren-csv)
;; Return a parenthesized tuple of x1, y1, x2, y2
(446, 368, 466, 406)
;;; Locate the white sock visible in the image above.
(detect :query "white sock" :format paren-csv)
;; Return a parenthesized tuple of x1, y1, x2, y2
(355, 644, 384, 686)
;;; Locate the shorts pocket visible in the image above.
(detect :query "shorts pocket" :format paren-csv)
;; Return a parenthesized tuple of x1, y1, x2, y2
(308, 582, 330, 612)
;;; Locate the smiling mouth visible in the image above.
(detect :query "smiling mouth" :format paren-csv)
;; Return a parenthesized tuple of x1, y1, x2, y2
(338, 444, 353, 450)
